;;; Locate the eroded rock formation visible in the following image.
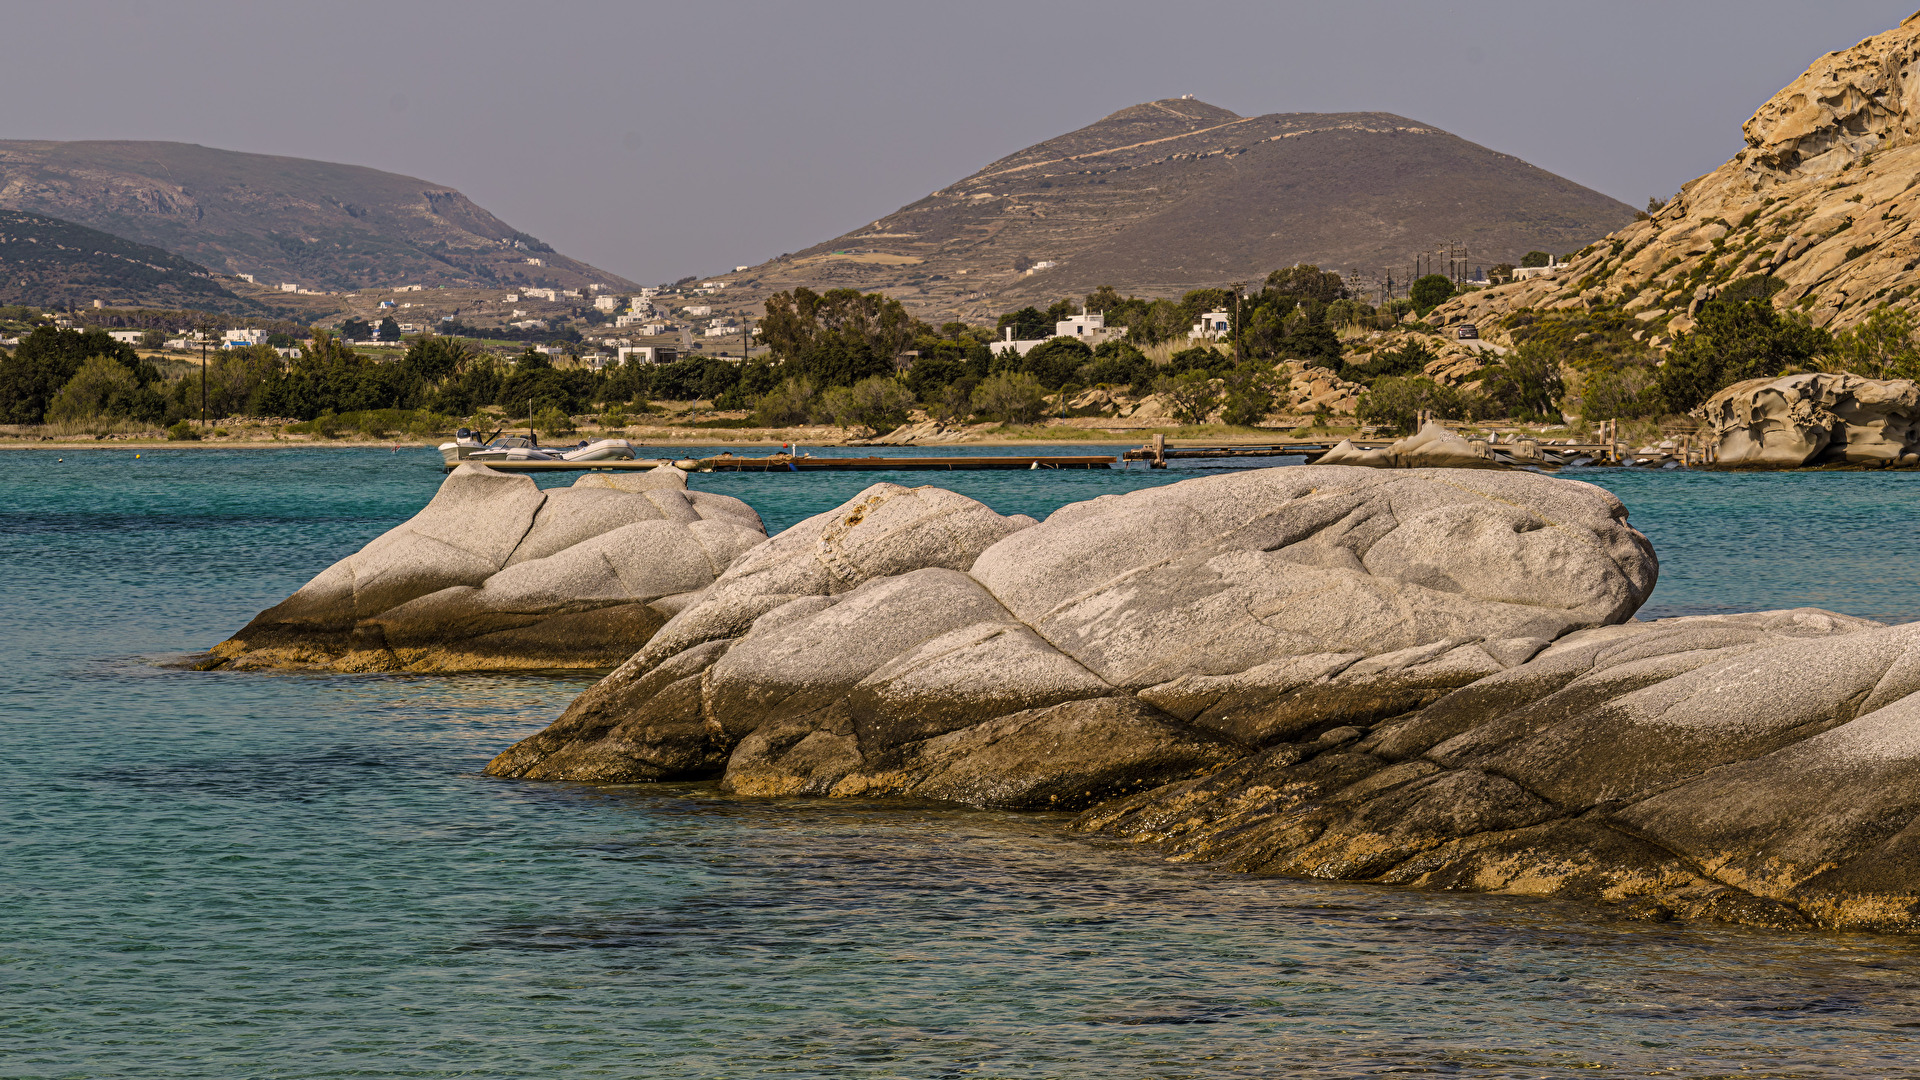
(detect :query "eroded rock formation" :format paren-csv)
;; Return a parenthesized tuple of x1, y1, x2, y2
(1317, 423, 1498, 469)
(1703, 371, 1920, 466)
(486, 467, 1657, 807)
(1074, 608, 1920, 932)
(199, 464, 765, 672)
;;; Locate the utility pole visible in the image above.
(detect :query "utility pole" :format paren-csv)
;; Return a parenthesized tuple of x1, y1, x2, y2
(199, 322, 209, 428)
(1229, 282, 1246, 364)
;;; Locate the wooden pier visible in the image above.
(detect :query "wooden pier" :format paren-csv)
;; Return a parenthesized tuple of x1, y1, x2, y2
(450, 453, 1114, 474)
(695, 454, 1113, 472)
(1120, 431, 1702, 468)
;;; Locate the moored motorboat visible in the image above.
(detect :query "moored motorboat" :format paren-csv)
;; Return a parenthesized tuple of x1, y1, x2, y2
(438, 429, 636, 466)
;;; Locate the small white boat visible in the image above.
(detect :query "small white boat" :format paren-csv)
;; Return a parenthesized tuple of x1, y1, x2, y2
(438, 428, 636, 466)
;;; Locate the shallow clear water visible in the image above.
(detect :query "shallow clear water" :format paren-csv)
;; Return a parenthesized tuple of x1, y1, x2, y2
(8, 446, 1920, 1078)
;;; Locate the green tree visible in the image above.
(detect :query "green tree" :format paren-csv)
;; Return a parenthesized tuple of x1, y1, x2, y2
(1520, 251, 1551, 268)
(1008, 336, 1092, 389)
(1655, 298, 1831, 412)
(535, 405, 575, 438)
(1341, 338, 1436, 383)
(139, 329, 168, 350)
(1154, 370, 1223, 425)
(1488, 263, 1516, 285)
(1264, 264, 1347, 302)
(1221, 365, 1279, 427)
(376, 317, 401, 342)
(47, 355, 143, 424)
(1477, 344, 1566, 422)
(1829, 305, 1920, 380)
(1409, 274, 1456, 316)
(752, 376, 819, 426)
(970, 371, 1047, 424)
(1579, 366, 1658, 421)
(820, 375, 915, 433)
(0, 326, 151, 423)
(761, 287, 916, 387)
(1356, 376, 1474, 435)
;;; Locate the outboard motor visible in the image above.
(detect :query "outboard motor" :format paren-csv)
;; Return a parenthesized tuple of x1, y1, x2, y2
(455, 427, 472, 440)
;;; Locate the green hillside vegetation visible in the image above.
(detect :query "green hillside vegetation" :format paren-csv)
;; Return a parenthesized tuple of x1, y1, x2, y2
(0, 210, 249, 310)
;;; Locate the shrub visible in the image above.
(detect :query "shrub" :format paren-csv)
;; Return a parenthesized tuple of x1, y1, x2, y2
(752, 377, 819, 426)
(1153, 370, 1223, 425)
(535, 406, 575, 437)
(820, 375, 915, 432)
(1409, 274, 1457, 316)
(166, 419, 199, 441)
(971, 371, 1048, 424)
(1341, 338, 1436, 384)
(599, 407, 629, 431)
(1356, 376, 1474, 435)
(1655, 297, 1830, 412)
(1477, 344, 1566, 421)
(1578, 367, 1658, 421)
(47, 356, 143, 424)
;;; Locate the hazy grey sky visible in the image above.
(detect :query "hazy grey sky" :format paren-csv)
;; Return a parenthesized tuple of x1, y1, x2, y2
(2, 2, 1910, 284)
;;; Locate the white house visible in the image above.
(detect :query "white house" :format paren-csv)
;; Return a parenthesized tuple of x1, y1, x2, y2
(594, 295, 619, 312)
(617, 345, 677, 365)
(523, 288, 558, 301)
(1510, 257, 1567, 281)
(526, 257, 545, 267)
(279, 282, 300, 292)
(503, 293, 521, 302)
(107, 330, 145, 344)
(394, 284, 424, 292)
(510, 319, 544, 330)
(989, 310, 1127, 356)
(1189, 310, 1231, 340)
(684, 304, 712, 317)
(224, 328, 269, 348)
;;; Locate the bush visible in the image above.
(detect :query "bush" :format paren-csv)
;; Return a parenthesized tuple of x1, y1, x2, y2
(1520, 251, 1551, 268)
(1409, 274, 1456, 317)
(535, 406, 575, 437)
(1153, 370, 1223, 425)
(971, 372, 1048, 424)
(752, 377, 818, 426)
(599, 407, 629, 431)
(1579, 367, 1658, 421)
(932, 377, 979, 423)
(1655, 298, 1830, 412)
(166, 419, 199, 441)
(47, 355, 145, 424)
(1477, 345, 1566, 421)
(1356, 376, 1474, 435)
(1341, 338, 1436, 384)
(820, 375, 915, 432)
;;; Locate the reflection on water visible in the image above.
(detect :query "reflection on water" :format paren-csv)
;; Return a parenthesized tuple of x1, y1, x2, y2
(7, 447, 1920, 1077)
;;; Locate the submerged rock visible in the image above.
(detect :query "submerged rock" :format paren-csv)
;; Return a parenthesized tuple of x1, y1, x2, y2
(1704, 372, 1920, 467)
(199, 464, 765, 672)
(487, 467, 1657, 809)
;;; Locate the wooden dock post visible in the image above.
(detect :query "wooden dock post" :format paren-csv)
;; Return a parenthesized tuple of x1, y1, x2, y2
(1152, 433, 1166, 469)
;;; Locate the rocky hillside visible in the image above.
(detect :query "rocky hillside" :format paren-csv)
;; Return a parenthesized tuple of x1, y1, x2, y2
(0, 208, 248, 310)
(0, 141, 635, 294)
(731, 98, 1636, 319)
(1440, 12, 1920, 341)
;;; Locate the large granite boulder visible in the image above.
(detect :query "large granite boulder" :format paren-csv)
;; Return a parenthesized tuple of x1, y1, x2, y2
(1073, 607, 1920, 933)
(200, 464, 766, 672)
(487, 467, 1659, 806)
(1704, 372, 1920, 467)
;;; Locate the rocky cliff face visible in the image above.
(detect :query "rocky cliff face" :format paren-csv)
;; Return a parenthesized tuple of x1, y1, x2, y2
(1440, 12, 1920, 340)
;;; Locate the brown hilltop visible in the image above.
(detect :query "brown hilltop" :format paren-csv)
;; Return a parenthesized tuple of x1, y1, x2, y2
(0, 140, 635, 294)
(1440, 11, 1920, 340)
(731, 98, 1635, 319)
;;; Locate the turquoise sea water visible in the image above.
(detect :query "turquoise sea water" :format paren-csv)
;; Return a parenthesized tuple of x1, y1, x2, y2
(8, 446, 1920, 1078)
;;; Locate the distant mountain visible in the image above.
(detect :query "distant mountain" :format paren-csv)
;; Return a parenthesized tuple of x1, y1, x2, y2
(0, 208, 247, 309)
(0, 140, 635, 294)
(734, 98, 1637, 317)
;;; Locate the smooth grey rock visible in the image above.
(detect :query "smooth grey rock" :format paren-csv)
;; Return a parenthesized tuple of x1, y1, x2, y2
(205, 466, 768, 672)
